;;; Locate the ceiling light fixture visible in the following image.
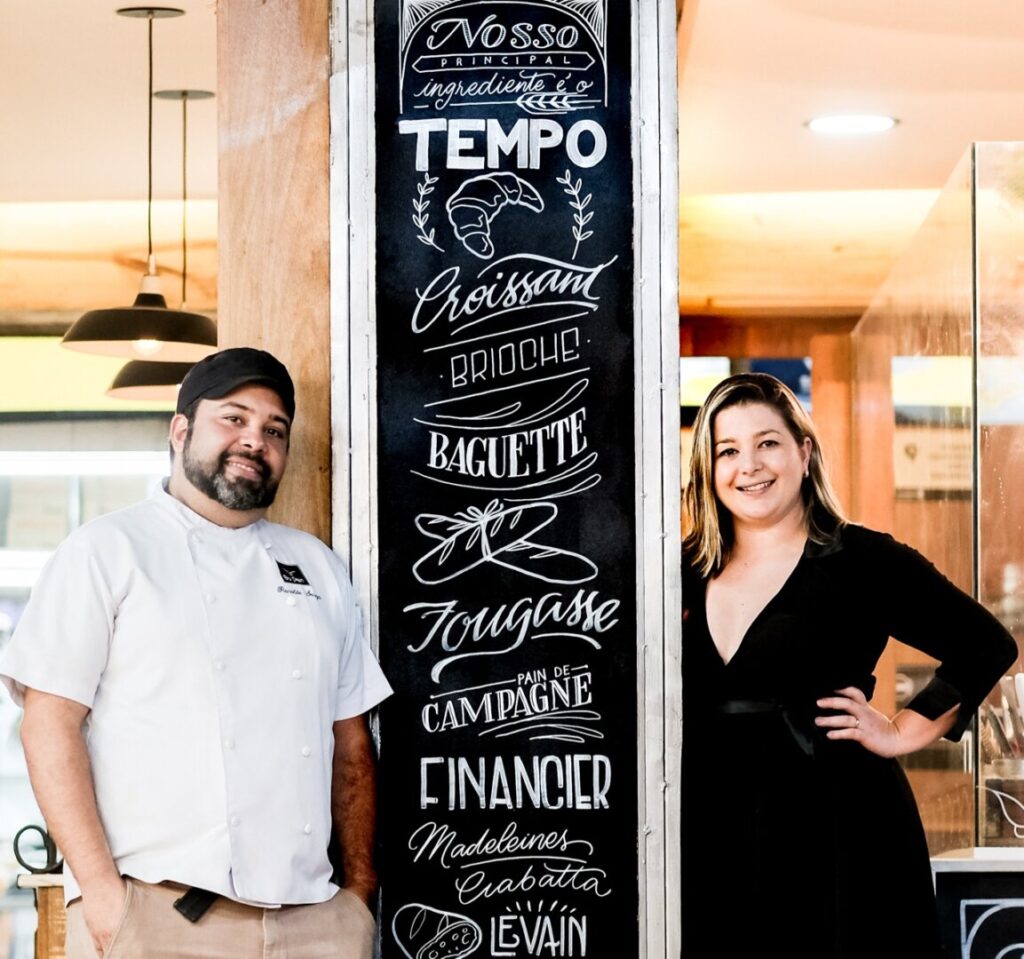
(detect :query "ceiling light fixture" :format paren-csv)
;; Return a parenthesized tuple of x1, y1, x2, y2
(108, 87, 215, 401)
(107, 360, 196, 400)
(807, 114, 897, 136)
(153, 88, 214, 312)
(62, 7, 216, 363)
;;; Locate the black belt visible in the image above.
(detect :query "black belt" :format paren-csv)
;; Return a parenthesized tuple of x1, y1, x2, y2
(173, 887, 219, 922)
(716, 698, 817, 757)
(718, 699, 778, 715)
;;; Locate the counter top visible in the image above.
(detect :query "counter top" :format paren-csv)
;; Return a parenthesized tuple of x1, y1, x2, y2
(15, 873, 64, 889)
(932, 847, 1024, 872)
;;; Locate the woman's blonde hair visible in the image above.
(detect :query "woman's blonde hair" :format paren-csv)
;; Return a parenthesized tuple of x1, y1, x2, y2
(682, 372, 845, 577)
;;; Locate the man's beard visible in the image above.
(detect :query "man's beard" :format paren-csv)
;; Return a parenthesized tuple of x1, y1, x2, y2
(182, 427, 280, 511)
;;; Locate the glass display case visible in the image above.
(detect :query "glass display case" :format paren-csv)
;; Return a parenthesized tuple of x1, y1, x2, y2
(0, 415, 168, 959)
(851, 142, 1024, 856)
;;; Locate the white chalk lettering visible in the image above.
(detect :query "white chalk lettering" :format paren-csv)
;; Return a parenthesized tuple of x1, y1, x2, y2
(399, 117, 607, 172)
(419, 754, 611, 811)
(447, 119, 486, 169)
(457, 861, 611, 903)
(412, 255, 616, 336)
(398, 117, 446, 172)
(425, 15, 580, 54)
(422, 671, 594, 733)
(411, 75, 547, 112)
(488, 117, 530, 168)
(420, 757, 444, 807)
(565, 120, 607, 168)
(403, 590, 619, 680)
(491, 912, 588, 957)
(450, 327, 581, 387)
(426, 408, 587, 479)
(407, 820, 593, 870)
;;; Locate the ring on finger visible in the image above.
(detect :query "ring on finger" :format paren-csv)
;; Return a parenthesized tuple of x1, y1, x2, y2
(854, 718, 860, 729)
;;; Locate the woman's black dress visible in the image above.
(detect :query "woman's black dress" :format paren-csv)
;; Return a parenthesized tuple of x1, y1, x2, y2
(680, 523, 1017, 959)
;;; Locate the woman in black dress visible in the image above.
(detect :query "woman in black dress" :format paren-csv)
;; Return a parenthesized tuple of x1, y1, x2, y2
(680, 372, 1017, 959)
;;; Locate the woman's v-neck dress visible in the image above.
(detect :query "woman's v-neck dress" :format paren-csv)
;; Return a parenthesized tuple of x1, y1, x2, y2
(680, 523, 1017, 959)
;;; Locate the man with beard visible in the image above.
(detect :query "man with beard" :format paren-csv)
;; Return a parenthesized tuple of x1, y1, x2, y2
(1, 348, 392, 959)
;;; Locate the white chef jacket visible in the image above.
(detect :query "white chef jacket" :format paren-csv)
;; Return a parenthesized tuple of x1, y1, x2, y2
(0, 485, 392, 906)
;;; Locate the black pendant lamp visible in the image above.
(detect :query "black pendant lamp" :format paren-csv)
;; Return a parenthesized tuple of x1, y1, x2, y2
(108, 88, 215, 401)
(107, 360, 196, 400)
(63, 7, 216, 363)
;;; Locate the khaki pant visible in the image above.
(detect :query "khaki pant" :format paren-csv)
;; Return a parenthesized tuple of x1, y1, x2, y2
(65, 879, 375, 959)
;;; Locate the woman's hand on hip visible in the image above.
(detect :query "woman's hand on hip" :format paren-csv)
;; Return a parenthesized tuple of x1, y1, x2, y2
(815, 686, 903, 757)
(815, 686, 959, 757)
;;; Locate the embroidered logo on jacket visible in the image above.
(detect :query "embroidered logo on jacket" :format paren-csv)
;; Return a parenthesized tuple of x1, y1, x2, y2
(276, 562, 310, 586)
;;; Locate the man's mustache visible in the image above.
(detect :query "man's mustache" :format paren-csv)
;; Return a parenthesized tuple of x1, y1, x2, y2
(220, 449, 270, 481)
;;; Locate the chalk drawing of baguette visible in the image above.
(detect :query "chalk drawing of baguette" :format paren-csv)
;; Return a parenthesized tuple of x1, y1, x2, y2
(446, 172, 544, 259)
(392, 903, 482, 959)
(414, 500, 554, 583)
(491, 537, 599, 584)
(413, 498, 597, 585)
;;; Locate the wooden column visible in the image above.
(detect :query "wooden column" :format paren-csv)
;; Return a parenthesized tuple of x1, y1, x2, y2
(217, 0, 332, 543)
(809, 332, 853, 514)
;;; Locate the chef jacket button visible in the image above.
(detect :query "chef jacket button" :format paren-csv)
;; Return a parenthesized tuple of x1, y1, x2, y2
(263, 542, 272, 549)
(224, 738, 235, 750)
(303, 824, 312, 835)
(230, 816, 240, 828)
(301, 745, 311, 757)
(291, 669, 303, 680)
(285, 596, 297, 607)
(206, 594, 216, 604)
(214, 660, 226, 671)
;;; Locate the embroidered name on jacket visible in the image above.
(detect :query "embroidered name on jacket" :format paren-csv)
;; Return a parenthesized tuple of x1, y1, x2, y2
(276, 562, 310, 586)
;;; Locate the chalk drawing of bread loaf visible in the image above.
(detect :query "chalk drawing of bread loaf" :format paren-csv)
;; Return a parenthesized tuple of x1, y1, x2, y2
(446, 172, 544, 259)
(413, 500, 556, 584)
(392, 903, 482, 959)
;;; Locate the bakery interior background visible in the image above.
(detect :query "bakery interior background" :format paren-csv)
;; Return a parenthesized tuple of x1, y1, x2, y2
(2, 0, 1024, 954)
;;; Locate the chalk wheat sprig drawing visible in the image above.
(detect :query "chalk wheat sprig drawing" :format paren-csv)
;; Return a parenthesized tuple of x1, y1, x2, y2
(557, 170, 593, 260)
(517, 92, 600, 115)
(412, 172, 443, 252)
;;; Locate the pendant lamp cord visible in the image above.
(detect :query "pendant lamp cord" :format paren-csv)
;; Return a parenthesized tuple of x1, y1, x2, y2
(146, 12, 155, 273)
(181, 94, 188, 307)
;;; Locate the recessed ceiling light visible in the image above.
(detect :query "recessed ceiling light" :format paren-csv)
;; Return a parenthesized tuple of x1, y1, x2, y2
(807, 114, 897, 136)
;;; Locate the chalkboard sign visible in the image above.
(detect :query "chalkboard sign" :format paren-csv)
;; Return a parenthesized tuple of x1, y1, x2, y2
(374, 2, 637, 956)
(934, 872, 1024, 957)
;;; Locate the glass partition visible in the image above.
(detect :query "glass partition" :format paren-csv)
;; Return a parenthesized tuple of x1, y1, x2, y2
(0, 415, 168, 956)
(975, 143, 1024, 847)
(851, 143, 1024, 854)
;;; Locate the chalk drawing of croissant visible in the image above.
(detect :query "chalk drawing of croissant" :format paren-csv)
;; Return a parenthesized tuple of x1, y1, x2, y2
(446, 172, 544, 259)
(392, 903, 482, 959)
